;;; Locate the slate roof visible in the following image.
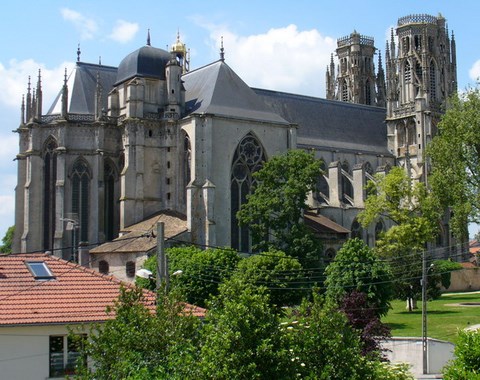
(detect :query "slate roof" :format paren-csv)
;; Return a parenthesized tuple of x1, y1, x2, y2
(304, 211, 350, 235)
(90, 210, 187, 254)
(253, 88, 392, 156)
(183, 60, 290, 125)
(0, 253, 205, 326)
(116, 45, 172, 84)
(48, 62, 118, 115)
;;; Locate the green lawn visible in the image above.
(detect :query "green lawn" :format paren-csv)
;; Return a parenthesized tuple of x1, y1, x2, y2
(382, 292, 480, 344)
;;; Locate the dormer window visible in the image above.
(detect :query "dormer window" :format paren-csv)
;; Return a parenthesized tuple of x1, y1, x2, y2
(26, 261, 55, 280)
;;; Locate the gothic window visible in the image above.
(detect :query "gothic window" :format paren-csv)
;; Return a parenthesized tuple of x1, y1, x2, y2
(126, 261, 135, 278)
(414, 35, 422, 51)
(184, 134, 191, 186)
(341, 161, 353, 205)
(231, 133, 266, 251)
(324, 248, 336, 263)
(43, 137, 58, 251)
(341, 80, 348, 102)
(430, 61, 437, 101)
(351, 219, 363, 240)
(365, 79, 372, 105)
(99, 260, 109, 274)
(71, 159, 90, 243)
(104, 160, 116, 241)
(397, 123, 406, 147)
(402, 37, 410, 54)
(315, 160, 329, 204)
(404, 61, 411, 83)
(375, 220, 385, 242)
(407, 121, 417, 145)
(415, 62, 423, 95)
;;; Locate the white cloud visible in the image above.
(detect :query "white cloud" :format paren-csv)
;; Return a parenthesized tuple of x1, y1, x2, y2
(108, 20, 139, 43)
(200, 23, 335, 97)
(469, 60, 480, 82)
(61, 8, 98, 40)
(0, 59, 75, 110)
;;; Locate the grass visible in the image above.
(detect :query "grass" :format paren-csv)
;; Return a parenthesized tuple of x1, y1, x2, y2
(382, 291, 480, 344)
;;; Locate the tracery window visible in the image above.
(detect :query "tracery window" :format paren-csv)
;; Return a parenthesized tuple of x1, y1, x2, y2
(365, 79, 372, 105)
(43, 137, 58, 251)
(184, 134, 191, 187)
(342, 80, 348, 102)
(430, 61, 437, 101)
(351, 219, 363, 240)
(324, 248, 336, 263)
(230, 133, 265, 251)
(404, 61, 411, 83)
(71, 159, 90, 243)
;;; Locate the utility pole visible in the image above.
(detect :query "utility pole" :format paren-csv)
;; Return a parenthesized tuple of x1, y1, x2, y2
(422, 248, 428, 375)
(156, 222, 168, 292)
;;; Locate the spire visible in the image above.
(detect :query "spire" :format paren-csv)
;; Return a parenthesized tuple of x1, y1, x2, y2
(376, 50, 386, 108)
(26, 76, 32, 122)
(35, 69, 42, 120)
(147, 29, 151, 46)
(390, 28, 395, 60)
(61, 68, 68, 118)
(99, 56, 102, 65)
(220, 36, 225, 61)
(20, 94, 25, 125)
(77, 43, 81, 62)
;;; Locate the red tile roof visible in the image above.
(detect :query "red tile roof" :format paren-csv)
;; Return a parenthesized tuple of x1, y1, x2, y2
(0, 253, 205, 326)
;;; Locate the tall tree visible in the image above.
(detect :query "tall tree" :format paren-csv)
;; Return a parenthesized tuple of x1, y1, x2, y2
(200, 278, 293, 379)
(357, 166, 441, 302)
(74, 286, 201, 379)
(237, 149, 323, 267)
(428, 87, 480, 239)
(325, 238, 393, 317)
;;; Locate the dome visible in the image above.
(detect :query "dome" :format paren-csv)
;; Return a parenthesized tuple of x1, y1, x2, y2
(115, 45, 172, 84)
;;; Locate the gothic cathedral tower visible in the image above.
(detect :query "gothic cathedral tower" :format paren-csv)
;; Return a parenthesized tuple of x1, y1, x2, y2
(326, 31, 386, 107)
(386, 14, 457, 181)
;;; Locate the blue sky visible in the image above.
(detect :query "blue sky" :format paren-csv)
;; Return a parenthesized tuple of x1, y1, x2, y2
(1, 1, 480, 242)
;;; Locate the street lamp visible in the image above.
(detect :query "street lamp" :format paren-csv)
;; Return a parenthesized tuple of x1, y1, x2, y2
(60, 218, 79, 262)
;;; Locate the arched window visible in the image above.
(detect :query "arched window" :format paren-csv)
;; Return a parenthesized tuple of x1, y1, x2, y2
(315, 160, 329, 204)
(351, 219, 363, 240)
(324, 248, 336, 263)
(415, 62, 423, 95)
(99, 260, 109, 275)
(375, 220, 385, 243)
(404, 61, 411, 83)
(342, 80, 348, 102)
(104, 160, 116, 241)
(231, 133, 266, 251)
(365, 79, 372, 105)
(397, 123, 406, 147)
(71, 159, 90, 243)
(341, 161, 353, 205)
(184, 133, 191, 186)
(126, 261, 136, 278)
(407, 121, 417, 145)
(430, 61, 436, 101)
(43, 137, 58, 251)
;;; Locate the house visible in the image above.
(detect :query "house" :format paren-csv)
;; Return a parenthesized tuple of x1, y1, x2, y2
(0, 253, 205, 379)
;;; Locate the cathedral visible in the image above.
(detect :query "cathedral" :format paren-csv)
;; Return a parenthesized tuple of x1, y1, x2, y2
(12, 14, 460, 280)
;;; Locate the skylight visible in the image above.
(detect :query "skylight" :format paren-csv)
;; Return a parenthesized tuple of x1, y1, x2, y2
(25, 261, 55, 280)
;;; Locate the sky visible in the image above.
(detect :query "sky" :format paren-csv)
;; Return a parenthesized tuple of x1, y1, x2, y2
(1, 0, 480, 242)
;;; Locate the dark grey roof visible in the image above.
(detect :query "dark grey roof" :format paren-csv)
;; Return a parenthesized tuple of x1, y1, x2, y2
(253, 88, 391, 155)
(116, 45, 171, 84)
(182, 61, 289, 125)
(47, 62, 117, 115)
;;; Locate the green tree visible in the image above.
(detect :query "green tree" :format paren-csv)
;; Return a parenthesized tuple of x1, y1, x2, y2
(137, 246, 240, 307)
(288, 293, 378, 379)
(231, 248, 307, 307)
(357, 166, 441, 302)
(237, 149, 323, 267)
(0, 226, 14, 254)
(325, 238, 393, 317)
(74, 286, 201, 379)
(428, 87, 480, 239)
(200, 278, 293, 379)
(443, 329, 480, 379)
